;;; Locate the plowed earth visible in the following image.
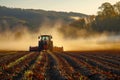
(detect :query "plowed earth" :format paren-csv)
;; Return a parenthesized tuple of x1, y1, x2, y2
(0, 51, 120, 80)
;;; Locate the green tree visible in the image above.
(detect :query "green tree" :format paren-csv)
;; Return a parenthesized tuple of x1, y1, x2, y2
(114, 1, 120, 15)
(98, 2, 116, 17)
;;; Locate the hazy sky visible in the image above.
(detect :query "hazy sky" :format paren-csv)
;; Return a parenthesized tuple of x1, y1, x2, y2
(0, 0, 119, 15)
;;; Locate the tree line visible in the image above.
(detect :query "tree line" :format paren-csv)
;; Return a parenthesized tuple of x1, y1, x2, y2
(70, 1, 120, 34)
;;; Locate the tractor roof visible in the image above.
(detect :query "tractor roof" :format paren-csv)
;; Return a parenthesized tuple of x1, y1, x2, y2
(41, 35, 52, 37)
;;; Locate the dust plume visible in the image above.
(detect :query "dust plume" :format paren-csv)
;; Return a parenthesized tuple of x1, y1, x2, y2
(0, 22, 120, 51)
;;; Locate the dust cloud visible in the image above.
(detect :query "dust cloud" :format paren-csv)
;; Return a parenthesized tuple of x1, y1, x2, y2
(0, 22, 120, 51)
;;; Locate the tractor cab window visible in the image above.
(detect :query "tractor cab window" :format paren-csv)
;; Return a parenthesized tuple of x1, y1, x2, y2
(41, 36, 49, 41)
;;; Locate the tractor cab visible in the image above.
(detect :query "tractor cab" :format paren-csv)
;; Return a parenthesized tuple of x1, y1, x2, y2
(38, 35, 53, 51)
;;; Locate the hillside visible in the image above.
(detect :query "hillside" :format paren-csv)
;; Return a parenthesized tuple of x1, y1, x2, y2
(0, 6, 87, 31)
(0, 1, 120, 39)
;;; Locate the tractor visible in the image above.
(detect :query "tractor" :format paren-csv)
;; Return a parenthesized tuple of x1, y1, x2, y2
(29, 35, 53, 52)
